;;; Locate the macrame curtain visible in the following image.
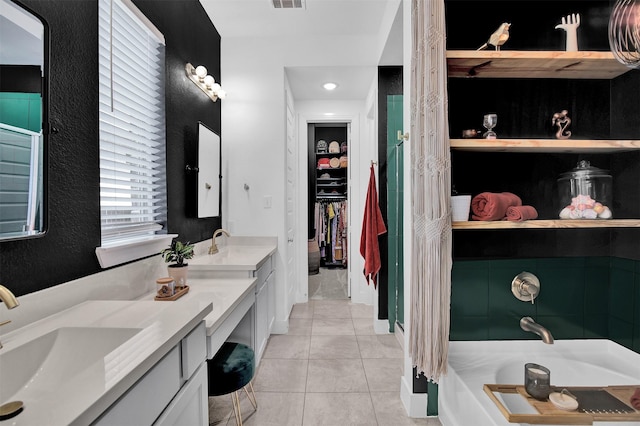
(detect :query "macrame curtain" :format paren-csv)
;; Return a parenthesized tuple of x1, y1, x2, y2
(409, 0, 452, 383)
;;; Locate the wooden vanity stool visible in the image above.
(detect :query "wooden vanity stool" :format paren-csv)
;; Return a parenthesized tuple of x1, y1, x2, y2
(207, 342, 258, 426)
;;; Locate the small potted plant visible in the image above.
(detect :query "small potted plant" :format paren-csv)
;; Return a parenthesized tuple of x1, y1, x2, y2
(161, 239, 194, 288)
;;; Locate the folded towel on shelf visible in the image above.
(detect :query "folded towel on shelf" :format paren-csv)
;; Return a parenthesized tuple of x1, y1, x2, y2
(504, 205, 538, 221)
(471, 192, 522, 221)
(631, 388, 640, 410)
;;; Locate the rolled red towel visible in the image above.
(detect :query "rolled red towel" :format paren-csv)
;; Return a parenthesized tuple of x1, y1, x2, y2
(631, 388, 640, 410)
(471, 192, 522, 221)
(504, 205, 538, 221)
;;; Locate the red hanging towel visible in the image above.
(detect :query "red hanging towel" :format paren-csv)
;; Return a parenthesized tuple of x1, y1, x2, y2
(360, 165, 387, 287)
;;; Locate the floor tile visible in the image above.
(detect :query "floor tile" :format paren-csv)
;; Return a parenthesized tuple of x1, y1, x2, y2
(242, 297, 444, 425)
(370, 392, 440, 426)
(311, 317, 355, 335)
(353, 317, 376, 335)
(302, 392, 378, 426)
(313, 303, 352, 319)
(290, 303, 314, 319)
(242, 391, 305, 426)
(309, 335, 361, 359)
(262, 335, 310, 359)
(308, 269, 348, 300)
(287, 318, 313, 335)
(306, 358, 369, 392)
(253, 359, 308, 392)
(350, 303, 374, 318)
(357, 334, 403, 358)
(363, 358, 403, 391)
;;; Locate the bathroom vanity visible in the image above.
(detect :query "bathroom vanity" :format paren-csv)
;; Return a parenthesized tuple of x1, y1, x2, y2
(0, 237, 278, 425)
(189, 236, 277, 366)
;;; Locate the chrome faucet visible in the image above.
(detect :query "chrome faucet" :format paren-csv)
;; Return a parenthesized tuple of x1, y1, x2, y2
(520, 316, 554, 344)
(0, 284, 19, 349)
(209, 229, 230, 255)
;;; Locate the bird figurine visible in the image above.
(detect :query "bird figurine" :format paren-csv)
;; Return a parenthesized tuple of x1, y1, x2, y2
(477, 23, 511, 51)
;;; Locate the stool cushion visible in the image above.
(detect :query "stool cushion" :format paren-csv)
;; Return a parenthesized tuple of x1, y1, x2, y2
(207, 342, 255, 396)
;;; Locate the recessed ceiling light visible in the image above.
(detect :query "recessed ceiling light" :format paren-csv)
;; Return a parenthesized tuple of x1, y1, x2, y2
(323, 112, 335, 116)
(323, 82, 338, 91)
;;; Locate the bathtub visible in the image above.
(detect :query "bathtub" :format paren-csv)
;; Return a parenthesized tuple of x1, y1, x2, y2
(439, 340, 640, 426)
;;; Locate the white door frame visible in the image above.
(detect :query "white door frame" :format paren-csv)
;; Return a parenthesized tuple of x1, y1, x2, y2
(295, 112, 374, 306)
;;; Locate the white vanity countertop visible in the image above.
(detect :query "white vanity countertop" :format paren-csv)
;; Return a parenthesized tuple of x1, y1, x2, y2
(189, 236, 277, 271)
(137, 277, 257, 336)
(0, 298, 212, 426)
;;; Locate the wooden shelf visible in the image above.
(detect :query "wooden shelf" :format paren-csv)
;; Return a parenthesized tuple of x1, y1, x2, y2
(452, 219, 640, 230)
(450, 139, 640, 153)
(446, 50, 631, 79)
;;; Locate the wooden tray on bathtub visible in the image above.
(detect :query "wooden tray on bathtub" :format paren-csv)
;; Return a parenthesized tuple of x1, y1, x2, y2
(484, 384, 640, 424)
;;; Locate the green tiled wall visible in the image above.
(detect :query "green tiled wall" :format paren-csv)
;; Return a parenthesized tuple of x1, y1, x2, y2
(428, 256, 640, 416)
(450, 257, 640, 353)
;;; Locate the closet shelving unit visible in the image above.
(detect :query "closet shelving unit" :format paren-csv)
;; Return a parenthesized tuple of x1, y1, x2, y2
(309, 123, 349, 269)
(446, 50, 640, 230)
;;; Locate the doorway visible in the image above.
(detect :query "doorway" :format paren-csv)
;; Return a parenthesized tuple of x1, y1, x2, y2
(307, 122, 350, 300)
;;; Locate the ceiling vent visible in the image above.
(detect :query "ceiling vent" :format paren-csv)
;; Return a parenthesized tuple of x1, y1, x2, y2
(271, 0, 305, 9)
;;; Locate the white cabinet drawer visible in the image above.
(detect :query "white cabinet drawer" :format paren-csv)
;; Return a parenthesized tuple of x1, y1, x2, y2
(154, 362, 208, 426)
(254, 256, 272, 285)
(93, 346, 181, 426)
(181, 321, 206, 380)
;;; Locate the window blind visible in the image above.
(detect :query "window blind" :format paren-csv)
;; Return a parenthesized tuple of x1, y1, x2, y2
(98, 0, 166, 245)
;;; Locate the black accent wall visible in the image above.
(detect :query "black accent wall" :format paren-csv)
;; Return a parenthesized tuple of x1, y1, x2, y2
(0, 0, 222, 297)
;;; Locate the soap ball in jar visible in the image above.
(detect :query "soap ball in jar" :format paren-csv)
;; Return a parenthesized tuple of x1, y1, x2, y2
(557, 161, 612, 220)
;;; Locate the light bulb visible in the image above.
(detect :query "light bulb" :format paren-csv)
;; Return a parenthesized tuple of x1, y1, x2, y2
(211, 83, 221, 92)
(195, 65, 207, 80)
(203, 75, 215, 87)
(216, 89, 226, 99)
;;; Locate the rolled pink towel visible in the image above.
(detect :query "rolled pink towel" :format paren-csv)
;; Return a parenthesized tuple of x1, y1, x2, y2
(504, 205, 538, 221)
(631, 388, 640, 410)
(471, 192, 522, 221)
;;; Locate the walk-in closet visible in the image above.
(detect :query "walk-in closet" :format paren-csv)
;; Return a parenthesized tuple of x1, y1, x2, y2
(307, 122, 349, 299)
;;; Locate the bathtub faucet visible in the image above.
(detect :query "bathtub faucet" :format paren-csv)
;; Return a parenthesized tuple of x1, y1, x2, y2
(520, 316, 554, 344)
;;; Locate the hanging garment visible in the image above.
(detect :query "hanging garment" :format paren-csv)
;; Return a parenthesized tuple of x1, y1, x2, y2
(360, 165, 386, 287)
(313, 200, 348, 267)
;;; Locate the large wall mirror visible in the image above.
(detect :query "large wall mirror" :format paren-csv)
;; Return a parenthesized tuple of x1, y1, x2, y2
(0, 0, 47, 241)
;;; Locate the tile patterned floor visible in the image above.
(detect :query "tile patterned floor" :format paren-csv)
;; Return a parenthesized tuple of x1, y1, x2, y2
(208, 299, 442, 426)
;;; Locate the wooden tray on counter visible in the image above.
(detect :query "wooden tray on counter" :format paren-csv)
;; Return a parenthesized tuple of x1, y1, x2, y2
(484, 384, 640, 424)
(154, 285, 189, 301)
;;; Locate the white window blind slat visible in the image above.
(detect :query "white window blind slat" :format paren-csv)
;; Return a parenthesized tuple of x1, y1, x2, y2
(99, 0, 166, 248)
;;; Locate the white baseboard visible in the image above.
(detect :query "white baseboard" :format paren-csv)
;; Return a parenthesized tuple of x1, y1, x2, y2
(271, 319, 289, 335)
(373, 318, 389, 334)
(394, 323, 404, 350)
(400, 375, 428, 418)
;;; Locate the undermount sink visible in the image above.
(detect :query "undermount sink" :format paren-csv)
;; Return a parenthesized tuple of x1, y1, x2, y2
(0, 327, 142, 403)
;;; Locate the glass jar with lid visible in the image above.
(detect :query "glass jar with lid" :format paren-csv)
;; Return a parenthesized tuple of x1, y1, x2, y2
(557, 160, 612, 220)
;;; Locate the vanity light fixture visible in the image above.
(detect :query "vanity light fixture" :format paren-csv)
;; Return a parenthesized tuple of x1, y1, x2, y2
(185, 63, 226, 102)
(323, 82, 338, 91)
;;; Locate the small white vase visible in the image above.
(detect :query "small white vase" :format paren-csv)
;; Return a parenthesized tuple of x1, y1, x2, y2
(451, 195, 472, 222)
(167, 265, 189, 288)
